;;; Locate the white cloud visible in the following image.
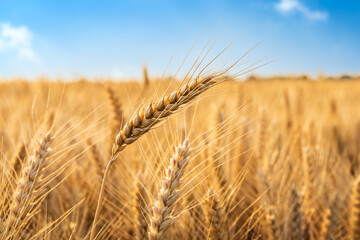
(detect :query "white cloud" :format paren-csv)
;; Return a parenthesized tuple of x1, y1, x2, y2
(112, 66, 124, 78)
(275, 0, 328, 21)
(0, 22, 39, 62)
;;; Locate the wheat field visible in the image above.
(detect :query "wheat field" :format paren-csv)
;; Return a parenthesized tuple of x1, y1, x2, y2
(1, 74, 360, 239)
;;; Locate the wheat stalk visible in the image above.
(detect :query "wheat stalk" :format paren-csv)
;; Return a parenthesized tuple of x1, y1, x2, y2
(148, 139, 190, 240)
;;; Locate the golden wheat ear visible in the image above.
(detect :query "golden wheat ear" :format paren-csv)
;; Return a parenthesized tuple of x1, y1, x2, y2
(205, 188, 229, 240)
(319, 207, 331, 240)
(350, 176, 360, 239)
(106, 85, 124, 153)
(290, 184, 305, 240)
(11, 142, 27, 178)
(256, 169, 280, 239)
(112, 75, 222, 157)
(143, 65, 150, 91)
(148, 139, 190, 240)
(106, 86, 123, 130)
(3, 131, 53, 236)
(133, 173, 149, 240)
(86, 138, 105, 178)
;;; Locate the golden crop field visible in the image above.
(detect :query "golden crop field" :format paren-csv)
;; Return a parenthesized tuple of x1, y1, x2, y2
(1, 74, 360, 240)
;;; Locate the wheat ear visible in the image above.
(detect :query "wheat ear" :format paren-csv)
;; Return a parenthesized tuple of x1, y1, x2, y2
(302, 147, 315, 239)
(266, 205, 281, 240)
(4, 131, 52, 234)
(143, 65, 150, 90)
(107, 85, 123, 152)
(107, 86, 123, 129)
(319, 207, 331, 240)
(11, 142, 27, 178)
(283, 90, 292, 131)
(206, 188, 229, 240)
(257, 169, 280, 239)
(290, 185, 304, 240)
(0, 142, 28, 224)
(90, 75, 222, 240)
(112, 75, 219, 156)
(350, 177, 360, 239)
(0, 219, 3, 234)
(86, 138, 105, 177)
(212, 110, 228, 190)
(212, 152, 227, 191)
(133, 173, 149, 240)
(148, 139, 190, 240)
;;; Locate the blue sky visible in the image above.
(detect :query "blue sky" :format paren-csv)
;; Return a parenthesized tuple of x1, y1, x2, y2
(0, 0, 359, 79)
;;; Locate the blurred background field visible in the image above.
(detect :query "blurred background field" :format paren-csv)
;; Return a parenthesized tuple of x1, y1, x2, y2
(2, 76, 360, 239)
